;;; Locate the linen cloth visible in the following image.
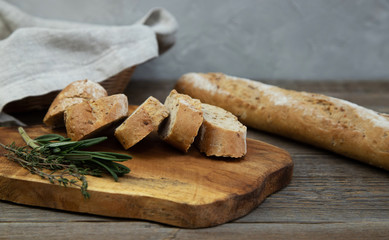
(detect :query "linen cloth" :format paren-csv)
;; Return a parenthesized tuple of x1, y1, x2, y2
(0, 0, 177, 125)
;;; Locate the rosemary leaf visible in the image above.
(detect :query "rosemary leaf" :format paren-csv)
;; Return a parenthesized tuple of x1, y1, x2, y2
(0, 127, 132, 199)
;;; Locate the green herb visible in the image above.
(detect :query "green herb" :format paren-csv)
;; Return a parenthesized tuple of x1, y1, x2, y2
(0, 127, 132, 199)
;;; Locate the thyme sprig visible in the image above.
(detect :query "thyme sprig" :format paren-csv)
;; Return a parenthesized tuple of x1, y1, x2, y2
(0, 127, 132, 198)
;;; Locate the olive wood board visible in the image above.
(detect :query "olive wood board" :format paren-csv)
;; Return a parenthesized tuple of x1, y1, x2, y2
(0, 125, 293, 228)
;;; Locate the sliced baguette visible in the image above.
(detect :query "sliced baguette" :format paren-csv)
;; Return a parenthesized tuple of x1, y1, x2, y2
(64, 94, 128, 141)
(115, 96, 169, 149)
(43, 79, 107, 128)
(158, 90, 203, 152)
(175, 72, 389, 170)
(196, 103, 247, 158)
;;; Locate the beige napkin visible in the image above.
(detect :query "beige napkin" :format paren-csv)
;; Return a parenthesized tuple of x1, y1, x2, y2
(0, 0, 177, 125)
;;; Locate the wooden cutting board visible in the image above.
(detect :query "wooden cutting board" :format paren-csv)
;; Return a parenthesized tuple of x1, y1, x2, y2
(0, 125, 293, 228)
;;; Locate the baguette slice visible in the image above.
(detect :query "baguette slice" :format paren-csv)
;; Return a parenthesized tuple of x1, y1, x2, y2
(115, 96, 169, 149)
(175, 72, 389, 170)
(43, 79, 108, 128)
(65, 94, 128, 141)
(196, 103, 247, 158)
(158, 90, 203, 152)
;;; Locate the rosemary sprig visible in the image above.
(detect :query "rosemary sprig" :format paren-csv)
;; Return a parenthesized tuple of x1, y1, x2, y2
(0, 127, 132, 199)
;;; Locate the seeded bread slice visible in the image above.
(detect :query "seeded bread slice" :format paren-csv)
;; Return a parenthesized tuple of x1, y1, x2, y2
(115, 96, 169, 149)
(158, 90, 203, 152)
(64, 94, 128, 141)
(43, 79, 108, 128)
(196, 103, 247, 158)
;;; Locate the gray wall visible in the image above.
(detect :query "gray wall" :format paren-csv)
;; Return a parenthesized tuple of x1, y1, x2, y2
(7, 0, 389, 81)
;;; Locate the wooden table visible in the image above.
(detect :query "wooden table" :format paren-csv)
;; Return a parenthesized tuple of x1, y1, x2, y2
(1, 80, 389, 239)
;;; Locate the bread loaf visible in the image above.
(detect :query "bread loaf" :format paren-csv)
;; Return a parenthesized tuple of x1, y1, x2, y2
(196, 103, 247, 158)
(43, 79, 107, 128)
(175, 72, 389, 170)
(115, 96, 169, 149)
(158, 90, 203, 152)
(64, 94, 128, 141)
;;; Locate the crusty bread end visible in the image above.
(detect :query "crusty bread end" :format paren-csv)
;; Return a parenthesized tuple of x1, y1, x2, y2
(196, 103, 247, 158)
(43, 79, 107, 128)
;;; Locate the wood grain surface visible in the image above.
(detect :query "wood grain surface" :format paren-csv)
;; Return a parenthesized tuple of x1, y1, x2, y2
(1, 80, 389, 239)
(0, 125, 293, 228)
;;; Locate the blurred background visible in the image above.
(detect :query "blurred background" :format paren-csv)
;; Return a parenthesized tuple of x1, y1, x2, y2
(6, 0, 389, 81)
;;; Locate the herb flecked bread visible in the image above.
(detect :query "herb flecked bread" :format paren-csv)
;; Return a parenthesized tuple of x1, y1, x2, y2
(175, 72, 389, 170)
(64, 94, 128, 141)
(196, 103, 247, 158)
(158, 90, 203, 152)
(43, 79, 107, 128)
(115, 96, 169, 149)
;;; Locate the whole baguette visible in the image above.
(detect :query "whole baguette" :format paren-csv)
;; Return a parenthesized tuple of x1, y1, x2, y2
(175, 72, 389, 170)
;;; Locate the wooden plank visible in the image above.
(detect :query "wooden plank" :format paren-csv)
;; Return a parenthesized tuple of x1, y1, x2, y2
(0, 222, 172, 240)
(238, 152, 389, 223)
(240, 177, 389, 223)
(292, 154, 389, 176)
(0, 202, 110, 222)
(263, 80, 389, 93)
(1, 222, 389, 240)
(177, 222, 389, 240)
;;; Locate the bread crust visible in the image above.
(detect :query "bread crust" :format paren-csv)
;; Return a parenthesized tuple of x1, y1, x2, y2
(43, 79, 107, 128)
(196, 103, 247, 158)
(159, 90, 203, 152)
(64, 94, 128, 141)
(115, 96, 169, 149)
(175, 72, 389, 170)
